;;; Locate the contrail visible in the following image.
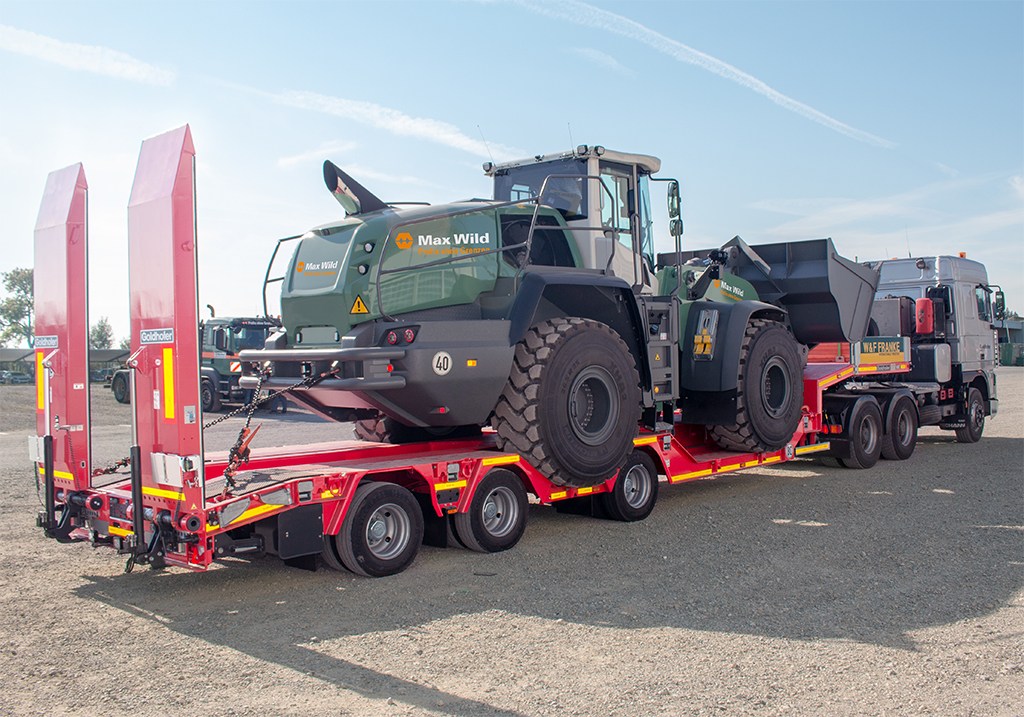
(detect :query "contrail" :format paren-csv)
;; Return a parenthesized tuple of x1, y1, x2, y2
(513, 0, 896, 149)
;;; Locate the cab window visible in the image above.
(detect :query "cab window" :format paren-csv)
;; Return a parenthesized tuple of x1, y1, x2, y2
(975, 286, 991, 321)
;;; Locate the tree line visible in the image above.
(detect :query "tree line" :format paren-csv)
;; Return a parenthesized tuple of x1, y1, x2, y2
(0, 268, 129, 349)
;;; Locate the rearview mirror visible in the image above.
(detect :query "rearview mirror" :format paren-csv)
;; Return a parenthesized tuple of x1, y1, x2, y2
(994, 290, 1006, 320)
(213, 327, 228, 352)
(667, 180, 681, 219)
(669, 218, 683, 239)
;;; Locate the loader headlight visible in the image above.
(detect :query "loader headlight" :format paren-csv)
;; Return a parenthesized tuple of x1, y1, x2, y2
(693, 309, 719, 361)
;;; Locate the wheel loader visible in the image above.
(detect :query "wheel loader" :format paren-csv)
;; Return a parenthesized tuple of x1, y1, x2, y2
(240, 145, 878, 487)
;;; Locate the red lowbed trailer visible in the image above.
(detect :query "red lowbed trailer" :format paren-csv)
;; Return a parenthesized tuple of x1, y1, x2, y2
(31, 126, 917, 577)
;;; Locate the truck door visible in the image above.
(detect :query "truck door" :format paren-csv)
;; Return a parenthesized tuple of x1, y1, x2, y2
(959, 283, 995, 372)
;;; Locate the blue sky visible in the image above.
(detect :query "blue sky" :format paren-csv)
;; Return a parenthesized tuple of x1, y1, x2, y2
(1, 0, 1021, 342)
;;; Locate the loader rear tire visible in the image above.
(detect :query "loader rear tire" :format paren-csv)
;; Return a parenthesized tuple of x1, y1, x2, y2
(491, 318, 641, 488)
(353, 414, 481, 444)
(710, 319, 804, 453)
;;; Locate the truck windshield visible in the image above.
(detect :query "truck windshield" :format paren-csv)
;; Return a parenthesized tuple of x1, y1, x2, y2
(493, 158, 589, 220)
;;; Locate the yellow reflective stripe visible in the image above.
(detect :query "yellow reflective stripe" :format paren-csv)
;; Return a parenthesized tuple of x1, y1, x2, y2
(481, 455, 519, 467)
(796, 442, 830, 455)
(633, 436, 658, 446)
(434, 480, 467, 491)
(37, 465, 75, 481)
(162, 347, 175, 420)
(108, 525, 133, 537)
(577, 486, 594, 496)
(232, 503, 281, 524)
(142, 486, 185, 501)
(549, 491, 568, 500)
(36, 351, 45, 409)
(670, 468, 714, 483)
(838, 366, 854, 378)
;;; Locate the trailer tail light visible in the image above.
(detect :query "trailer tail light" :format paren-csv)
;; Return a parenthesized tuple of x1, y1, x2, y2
(403, 328, 417, 344)
(386, 331, 399, 345)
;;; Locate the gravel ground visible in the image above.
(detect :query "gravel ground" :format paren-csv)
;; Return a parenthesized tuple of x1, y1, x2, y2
(0, 372, 1021, 716)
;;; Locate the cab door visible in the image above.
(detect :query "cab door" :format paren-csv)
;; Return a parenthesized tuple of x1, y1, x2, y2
(598, 161, 654, 290)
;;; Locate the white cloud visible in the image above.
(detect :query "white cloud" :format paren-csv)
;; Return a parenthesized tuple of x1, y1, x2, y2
(568, 47, 632, 76)
(271, 90, 522, 160)
(342, 163, 446, 189)
(514, 0, 896, 149)
(1010, 175, 1024, 202)
(277, 140, 359, 168)
(0, 24, 175, 85)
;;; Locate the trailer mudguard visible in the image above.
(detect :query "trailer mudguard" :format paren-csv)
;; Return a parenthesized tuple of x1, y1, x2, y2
(507, 268, 651, 392)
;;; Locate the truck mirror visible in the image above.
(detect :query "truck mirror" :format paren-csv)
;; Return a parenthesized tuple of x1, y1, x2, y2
(994, 290, 1005, 320)
(667, 181, 681, 219)
(213, 327, 228, 352)
(669, 218, 683, 239)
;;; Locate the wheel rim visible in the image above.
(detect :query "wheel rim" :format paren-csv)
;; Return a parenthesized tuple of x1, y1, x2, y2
(364, 503, 411, 560)
(860, 413, 879, 454)
(970, 397, 984, 431)
(761, 357, 791, 419)
(896, 409, 913, 446)
(480, 486, 519, 538)
(567, 366, 618, 445)
(621, 463, 652, 509)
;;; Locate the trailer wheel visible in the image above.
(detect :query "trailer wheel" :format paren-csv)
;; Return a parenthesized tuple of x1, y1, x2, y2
(955, 387, 985, 443)
(881, 396, 918, 460)
(201, 379, 221, 413)
(599, 450, 659, 522)
(320, 534, 347, 572)
(453, 469, 528, 553)
(111, 372, 130, 404)
(710, 319, 804, 453)
(354, 413, 481, 444)
(491, 318, 641, 488)
(839, 398, 883, 469)
(334, 482, 423, 577)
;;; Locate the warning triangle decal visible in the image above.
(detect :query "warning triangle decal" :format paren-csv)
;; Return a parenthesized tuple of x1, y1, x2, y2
(350, 295, 369, 314)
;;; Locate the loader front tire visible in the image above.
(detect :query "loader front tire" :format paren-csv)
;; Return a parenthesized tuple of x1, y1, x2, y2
(491, 318, 641, 488)
(710, 319, 804, 453)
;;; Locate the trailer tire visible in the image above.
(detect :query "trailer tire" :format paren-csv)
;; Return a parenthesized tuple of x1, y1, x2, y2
(839, 398, 883, 469)
(111, 372, 130, 404)
(334, 482, 423, 577)
(710, 319, 804, 453)
(453, 469, 528, 553)
(354, 414, 481, 444)
(599, 450, 659, 522)
(201, 378, 221, 413)
(881, 395, 918, 460)
(491, 318, 641, 488)
(955, 387, 985, 443)
(320, 534, 347, 572)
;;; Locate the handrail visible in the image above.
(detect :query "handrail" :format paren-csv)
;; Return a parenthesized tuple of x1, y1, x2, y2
(262, 234, 302, 317)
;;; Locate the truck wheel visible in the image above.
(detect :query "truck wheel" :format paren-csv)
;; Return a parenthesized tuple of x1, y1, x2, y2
(710, 319, 804, 453)
(334, 482, 423, 577)
(839, 398, 883, 469)
(955, 387, 985, 443)
(491, 318, 641, 488)
(599, 450, 659, 522)
(354, 413, 481, 443)
(200, 379, 221, 413)
(111, 372, 130, 404)
(453, 469, 528, 553)
(881, 396, 918, 460)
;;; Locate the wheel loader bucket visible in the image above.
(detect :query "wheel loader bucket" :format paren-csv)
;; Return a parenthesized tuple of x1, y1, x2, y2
(723, 237, 879, 344)
(658, 236, 880, 344)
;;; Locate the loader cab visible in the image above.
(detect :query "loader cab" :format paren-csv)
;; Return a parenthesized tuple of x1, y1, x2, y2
(488, 146, 660, 290)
